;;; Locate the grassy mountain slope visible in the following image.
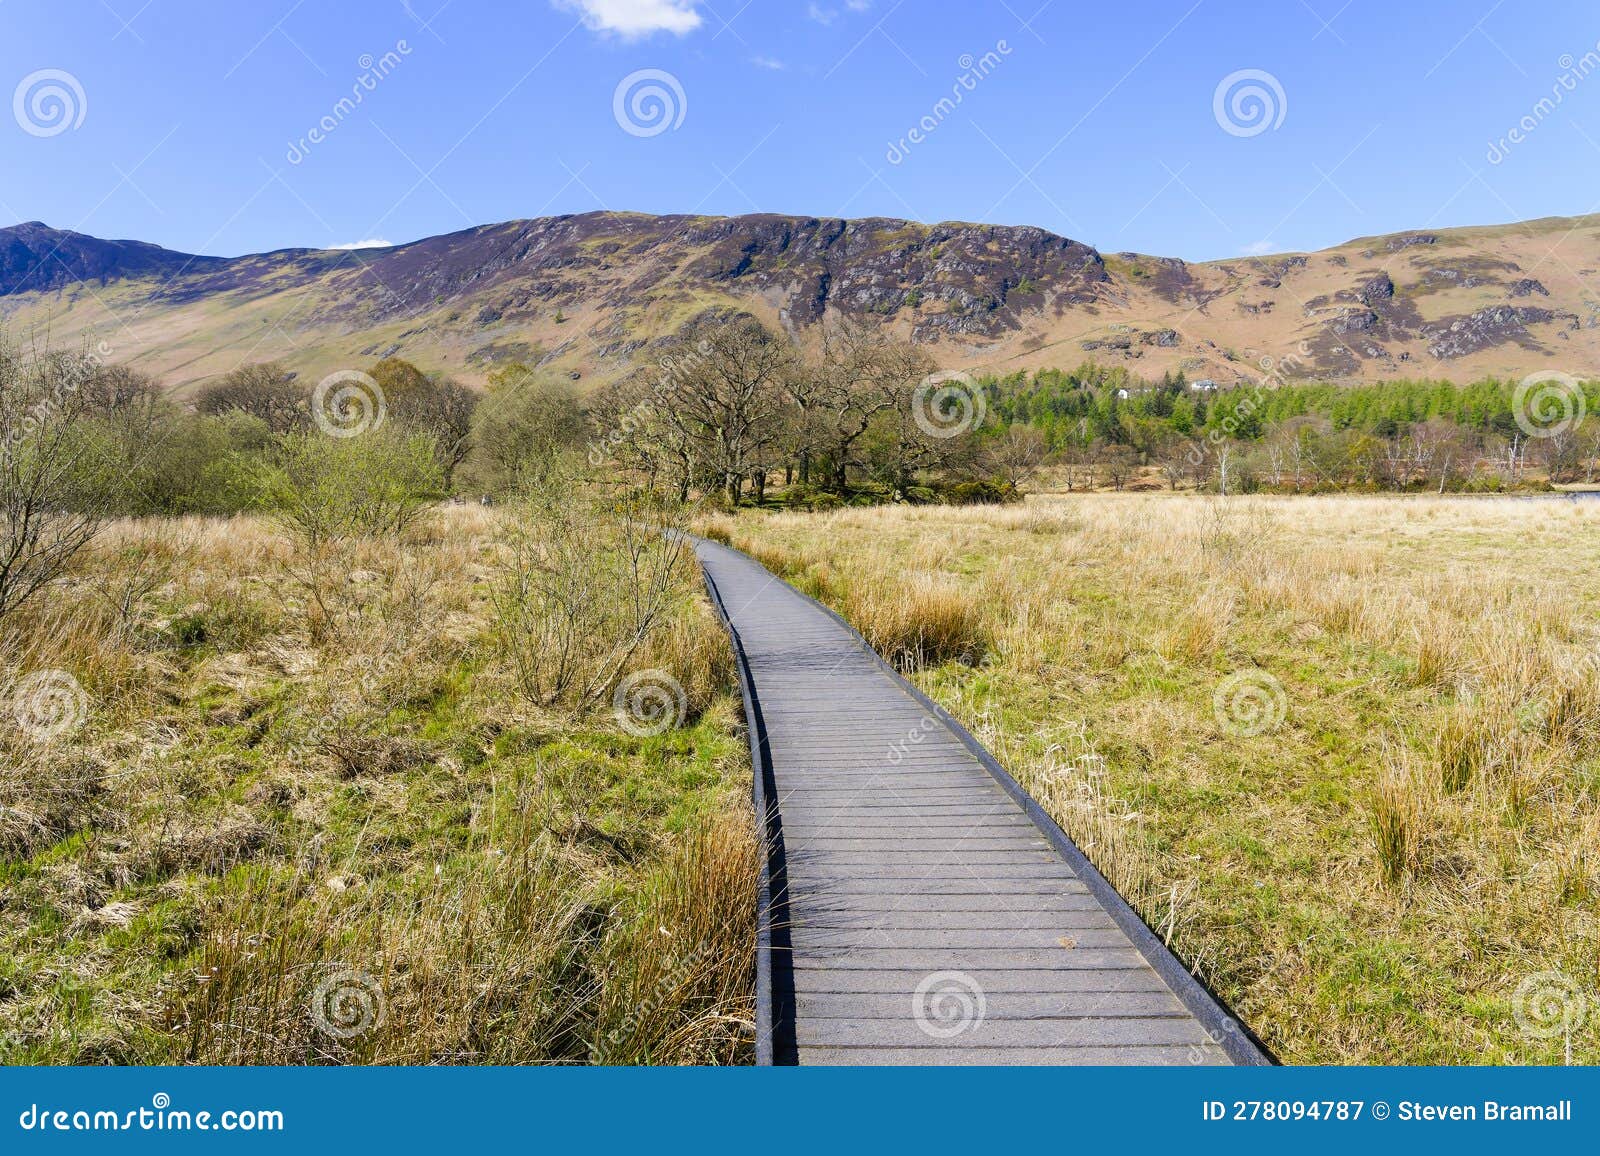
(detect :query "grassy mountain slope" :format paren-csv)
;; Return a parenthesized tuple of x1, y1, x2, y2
(2, 210, 1596, 390)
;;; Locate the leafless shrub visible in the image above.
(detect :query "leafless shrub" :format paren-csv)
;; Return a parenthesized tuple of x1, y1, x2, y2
(491, 487, 690, 707)
(0, 332, 113, 621)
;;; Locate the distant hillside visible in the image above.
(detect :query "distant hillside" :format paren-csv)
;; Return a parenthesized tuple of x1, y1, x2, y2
(1, 210, 1596, 390)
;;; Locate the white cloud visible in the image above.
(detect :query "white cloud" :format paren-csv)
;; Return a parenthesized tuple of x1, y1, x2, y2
(1239, 239, 1276, 256)
(329, 238, 393, 250)
(809, 1, 868, 22)
(555, 0, 702, 37)
(751, 55, 786, 70)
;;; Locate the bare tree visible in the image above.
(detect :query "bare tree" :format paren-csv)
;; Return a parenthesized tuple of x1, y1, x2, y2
(986, 424, 1048, 492)
(662, 315, 793, 506)
(391, 372, 478, 485)
(1156, 435, 1189, 490)
(194, 363, 307, 433)
(1102, 444, 1137, 491)
(807, 321, 932, 493)
(0, 335, 111, 620)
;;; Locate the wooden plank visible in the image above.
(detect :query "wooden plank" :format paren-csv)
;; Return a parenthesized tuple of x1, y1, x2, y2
(795, 991, 1190, 1019)
(794, 1017, 1214, 1049)
(788, 967, 1174, 995)
(789, 910, 1116, 931)
(796, 1045, 1220, 1066)
(789, 928, 1138, 950)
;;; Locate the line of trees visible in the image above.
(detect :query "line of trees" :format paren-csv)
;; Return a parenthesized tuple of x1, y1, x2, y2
(986, 363, 1600, 492)
(589, 314, 1018, 507)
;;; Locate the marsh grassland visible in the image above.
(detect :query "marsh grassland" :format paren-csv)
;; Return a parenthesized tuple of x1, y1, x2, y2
(1, 504, 756, 1065)
(711, 494, 1600, 1064)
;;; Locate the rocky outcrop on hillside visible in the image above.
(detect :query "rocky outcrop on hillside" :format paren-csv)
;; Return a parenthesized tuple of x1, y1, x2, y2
(3, 209, 1595, 387)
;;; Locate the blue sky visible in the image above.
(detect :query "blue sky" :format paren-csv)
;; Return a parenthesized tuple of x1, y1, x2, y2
(3, 0, 1599, 261)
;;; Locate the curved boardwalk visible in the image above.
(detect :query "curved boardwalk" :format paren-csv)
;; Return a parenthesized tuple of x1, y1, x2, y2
(695, 537, 1268, 1067)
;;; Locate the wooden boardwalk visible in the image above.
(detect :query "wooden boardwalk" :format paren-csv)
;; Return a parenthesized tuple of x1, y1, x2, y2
(694, 537, 1268, 1066)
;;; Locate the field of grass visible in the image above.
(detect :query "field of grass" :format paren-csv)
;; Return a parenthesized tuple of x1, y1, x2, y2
(0, 505, 756, 1065)
(711, 494, 1600, 1064)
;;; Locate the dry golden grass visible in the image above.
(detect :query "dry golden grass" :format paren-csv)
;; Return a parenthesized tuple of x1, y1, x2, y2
(724, 493, 1600, 1064)
(1, 503, 756, 1065)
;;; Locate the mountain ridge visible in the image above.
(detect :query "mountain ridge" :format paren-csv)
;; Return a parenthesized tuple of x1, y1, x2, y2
(2, 209, 1595, 390)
